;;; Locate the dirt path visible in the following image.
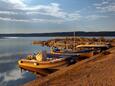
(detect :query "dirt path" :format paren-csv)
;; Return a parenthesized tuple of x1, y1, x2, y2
(23, 47, 115, 86)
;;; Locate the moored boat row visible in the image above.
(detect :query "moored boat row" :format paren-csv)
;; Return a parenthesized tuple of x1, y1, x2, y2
(18, 42, 111, 76)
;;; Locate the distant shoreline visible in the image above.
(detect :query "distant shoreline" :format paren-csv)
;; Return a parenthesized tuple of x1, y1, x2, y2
(0, 31, 115, 37)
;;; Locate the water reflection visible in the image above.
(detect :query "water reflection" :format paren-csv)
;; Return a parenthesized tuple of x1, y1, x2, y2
(0, 54, 36, 86)
(0, 37, 51, 86)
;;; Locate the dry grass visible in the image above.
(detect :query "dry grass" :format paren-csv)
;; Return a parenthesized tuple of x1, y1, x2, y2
(23, 47, 115, 86)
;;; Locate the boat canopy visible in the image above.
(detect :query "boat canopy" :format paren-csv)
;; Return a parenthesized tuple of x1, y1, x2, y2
(36, 51, 47, 61)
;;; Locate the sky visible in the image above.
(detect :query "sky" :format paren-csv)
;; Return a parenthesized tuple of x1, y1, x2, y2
(0, 0, 115, 33)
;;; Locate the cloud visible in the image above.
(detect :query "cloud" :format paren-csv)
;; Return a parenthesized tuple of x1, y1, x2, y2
(1, 0, 26, 8)
(98, 4, 115, 12)
(94, 1, 115, 13)
(86, 15, 108, 20)
(0, 0, 81, 23)
(25, 3, 66, 19)
(65, 12, 81, 21)
(94, 1, 109, 6)
(0, 17, 64, 23)
(0, 11, 18, 15)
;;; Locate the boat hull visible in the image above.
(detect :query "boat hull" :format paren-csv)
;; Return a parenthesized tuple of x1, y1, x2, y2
(51, 51, 94, 58)
(19, 65, 57, 76)
(18, 58, 68, 75)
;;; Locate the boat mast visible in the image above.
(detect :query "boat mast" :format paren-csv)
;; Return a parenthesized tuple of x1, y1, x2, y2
(74, 32, 76, 51)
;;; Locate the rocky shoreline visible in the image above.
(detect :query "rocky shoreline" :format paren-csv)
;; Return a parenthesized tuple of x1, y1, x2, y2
(23, 47, 115, 86)
(22, 37, 115, 86)
(32, 37, 115, 49)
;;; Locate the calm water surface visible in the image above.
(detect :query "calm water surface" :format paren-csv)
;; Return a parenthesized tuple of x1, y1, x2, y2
(0, 36, 114, 86)
(0, 37, 52, 86)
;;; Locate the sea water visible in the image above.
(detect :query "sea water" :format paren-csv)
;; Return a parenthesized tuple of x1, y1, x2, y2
(0, 37, 51, 86)
(0, 36, 114, 86)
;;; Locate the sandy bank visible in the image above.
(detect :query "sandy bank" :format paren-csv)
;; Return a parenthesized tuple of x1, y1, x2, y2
(23, 47, 115, 86)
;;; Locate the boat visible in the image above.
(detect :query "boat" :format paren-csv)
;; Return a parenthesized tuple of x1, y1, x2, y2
(50, 43, 111, 58)
(50, 47, 94, 57)
(18, 51, 78, 75)
(18, 43, 111, 75)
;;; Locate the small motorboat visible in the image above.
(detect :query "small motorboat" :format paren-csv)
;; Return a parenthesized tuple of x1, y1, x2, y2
(18, 51, 77, 75)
